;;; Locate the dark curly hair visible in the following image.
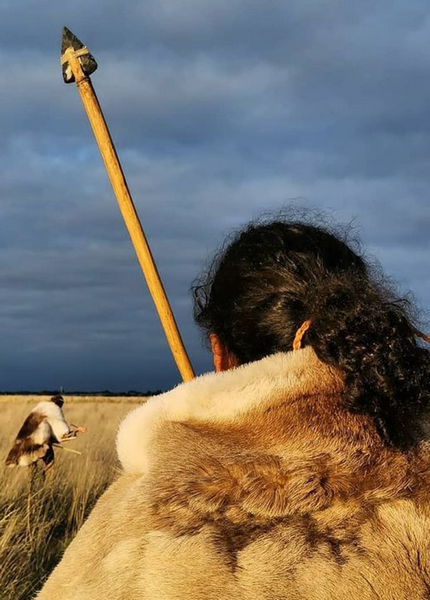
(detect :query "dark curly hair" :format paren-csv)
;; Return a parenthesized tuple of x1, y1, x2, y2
(192, 213, 430, 450)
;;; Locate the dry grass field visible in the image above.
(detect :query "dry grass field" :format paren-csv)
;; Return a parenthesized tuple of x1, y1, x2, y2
(0, 397, 142, 600)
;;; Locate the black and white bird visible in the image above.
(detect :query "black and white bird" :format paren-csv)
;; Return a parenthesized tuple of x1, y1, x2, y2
(5, 395, 81, 469)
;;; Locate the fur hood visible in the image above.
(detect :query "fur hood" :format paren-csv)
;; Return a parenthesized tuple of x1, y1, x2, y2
(37, 347, 430, 600)
(117, 346, 344, 474)
(116, 347, 423, 524)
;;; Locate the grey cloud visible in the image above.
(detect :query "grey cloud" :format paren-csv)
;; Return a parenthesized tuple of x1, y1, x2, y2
(0, 0, 429, 390)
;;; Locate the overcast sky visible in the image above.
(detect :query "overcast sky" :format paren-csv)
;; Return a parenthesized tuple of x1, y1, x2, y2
(0, 0, 430, 392)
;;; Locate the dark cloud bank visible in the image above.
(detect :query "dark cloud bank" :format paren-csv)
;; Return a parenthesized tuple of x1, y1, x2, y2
(0, 0, 430, 391)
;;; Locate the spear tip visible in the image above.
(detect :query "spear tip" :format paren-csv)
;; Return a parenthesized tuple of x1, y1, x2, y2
(60, 26, 98, 84)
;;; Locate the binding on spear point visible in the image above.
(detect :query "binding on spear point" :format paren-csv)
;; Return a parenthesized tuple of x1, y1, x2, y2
(60, 27, 195, 382)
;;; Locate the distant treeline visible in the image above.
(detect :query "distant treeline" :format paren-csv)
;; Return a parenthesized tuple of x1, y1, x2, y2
(0, 390, 164, 397)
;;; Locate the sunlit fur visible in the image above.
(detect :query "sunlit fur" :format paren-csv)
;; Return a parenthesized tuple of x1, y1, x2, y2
(5, 398, 70, 468)
(37, 348, 430, 599)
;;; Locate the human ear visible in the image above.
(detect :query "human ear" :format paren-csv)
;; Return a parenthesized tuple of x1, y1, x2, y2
(209, 333, 238, 372)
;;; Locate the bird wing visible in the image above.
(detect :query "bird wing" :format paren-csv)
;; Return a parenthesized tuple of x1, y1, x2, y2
(5, 411, 52, 467)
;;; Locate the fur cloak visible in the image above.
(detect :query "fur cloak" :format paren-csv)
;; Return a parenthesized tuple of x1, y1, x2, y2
(36, 347, 430, 599)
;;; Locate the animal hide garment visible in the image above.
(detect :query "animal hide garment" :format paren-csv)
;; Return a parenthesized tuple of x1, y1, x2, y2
(37, 347, 430, 600)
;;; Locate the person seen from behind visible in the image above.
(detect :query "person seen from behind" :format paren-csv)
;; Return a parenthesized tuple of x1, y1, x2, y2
(37, 212, 430, 599)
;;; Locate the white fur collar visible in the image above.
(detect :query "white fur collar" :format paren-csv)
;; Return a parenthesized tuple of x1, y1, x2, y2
(116, 347, 343, 474)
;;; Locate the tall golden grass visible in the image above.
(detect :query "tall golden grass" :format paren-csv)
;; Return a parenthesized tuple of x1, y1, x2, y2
(0, 399, 140, 600)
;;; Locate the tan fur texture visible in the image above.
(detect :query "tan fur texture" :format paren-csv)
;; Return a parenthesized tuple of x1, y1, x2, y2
(36, 347, 430, 599)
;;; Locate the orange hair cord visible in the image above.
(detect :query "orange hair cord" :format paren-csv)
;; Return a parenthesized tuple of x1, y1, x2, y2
(291, 324, 430, 352)
(293, 319, 312, 351)
(413, 327, 430, 344)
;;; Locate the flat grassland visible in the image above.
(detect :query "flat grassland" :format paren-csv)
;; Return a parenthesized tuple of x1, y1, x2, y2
(0, 397, 142, 600)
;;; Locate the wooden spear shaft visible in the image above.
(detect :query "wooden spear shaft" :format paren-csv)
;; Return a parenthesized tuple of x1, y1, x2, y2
(61, 31, 194, 382)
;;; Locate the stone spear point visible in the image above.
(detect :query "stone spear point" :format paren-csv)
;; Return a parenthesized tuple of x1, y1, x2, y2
(61, 27, 97, 83)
